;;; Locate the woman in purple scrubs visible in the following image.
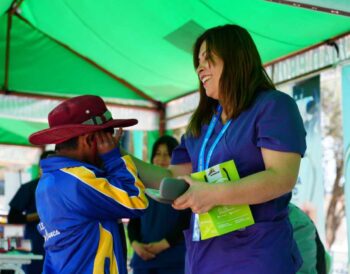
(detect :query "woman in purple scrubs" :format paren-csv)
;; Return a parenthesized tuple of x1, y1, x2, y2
(130, 24, 306, 274)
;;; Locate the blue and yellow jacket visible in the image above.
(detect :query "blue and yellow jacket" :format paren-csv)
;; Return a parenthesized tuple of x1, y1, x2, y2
(36, 148, 148, 274)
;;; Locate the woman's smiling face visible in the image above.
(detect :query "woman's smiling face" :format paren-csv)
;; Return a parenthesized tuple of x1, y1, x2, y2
(196, 41, 224, 100)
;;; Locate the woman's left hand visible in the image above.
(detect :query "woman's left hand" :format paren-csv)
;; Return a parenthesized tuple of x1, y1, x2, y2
(172, 176, 216, 214)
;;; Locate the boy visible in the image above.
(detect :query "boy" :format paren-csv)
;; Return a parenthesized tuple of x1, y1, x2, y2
(29, 95, 148, 274)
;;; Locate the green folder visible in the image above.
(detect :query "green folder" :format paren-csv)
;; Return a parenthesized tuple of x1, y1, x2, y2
(191, 160, 255, 240)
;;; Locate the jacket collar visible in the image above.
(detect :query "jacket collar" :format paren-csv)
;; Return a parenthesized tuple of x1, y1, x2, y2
(40, 155, 103, 173)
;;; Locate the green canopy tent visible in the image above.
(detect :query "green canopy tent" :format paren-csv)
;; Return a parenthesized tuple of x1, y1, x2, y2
(1, 0, 350, 146)
(0, 117, 47, 145)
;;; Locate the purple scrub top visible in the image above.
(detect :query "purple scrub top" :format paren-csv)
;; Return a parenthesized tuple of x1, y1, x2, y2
(171, 90, 307, 274)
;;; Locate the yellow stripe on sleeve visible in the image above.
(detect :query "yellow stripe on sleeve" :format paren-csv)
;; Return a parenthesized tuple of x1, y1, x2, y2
(121, 155, 146, 191)
(61, 164, 148, 210)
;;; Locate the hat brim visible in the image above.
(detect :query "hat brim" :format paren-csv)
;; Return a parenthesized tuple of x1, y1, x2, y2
(29, 119, 137, 145)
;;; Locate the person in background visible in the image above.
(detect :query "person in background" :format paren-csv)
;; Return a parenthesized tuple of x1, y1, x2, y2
(128, 135, 191, 274)
(289, 203, 329, 274)
(125, 24, 306, 273)
(28, 95, 148, 274)
(8, 150, 55, 274)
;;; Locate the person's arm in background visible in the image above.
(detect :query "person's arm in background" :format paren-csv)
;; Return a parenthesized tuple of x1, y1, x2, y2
(10, 151, 56, 225)
(8, 206, 39, 223)
(146, 209, 191, 255)
(8, 182, 39, 224)
(8, 207, 39, 223)
(289, 204, 318, 274)
(26, 213, 39, 222)
(127, 218, 155, 261)
(7, 208, 26, 223)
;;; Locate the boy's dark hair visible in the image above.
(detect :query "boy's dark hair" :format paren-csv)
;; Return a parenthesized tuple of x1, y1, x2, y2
(55, 137, 79, 151)
(40, 150, 55, 160)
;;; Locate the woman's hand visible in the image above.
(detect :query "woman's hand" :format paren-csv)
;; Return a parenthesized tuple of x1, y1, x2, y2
(131, 241, 156, 261)
(145, 239, 170, 255)
(172, 176, 216, 214)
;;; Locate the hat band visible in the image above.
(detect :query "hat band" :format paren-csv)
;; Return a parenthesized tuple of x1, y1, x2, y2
(82, 110, 112, 125)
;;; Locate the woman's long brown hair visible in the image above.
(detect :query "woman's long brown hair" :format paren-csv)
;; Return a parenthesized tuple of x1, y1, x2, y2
(187, 24, 275, 137)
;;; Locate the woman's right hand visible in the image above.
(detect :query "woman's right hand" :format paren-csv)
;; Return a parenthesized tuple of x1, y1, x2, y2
(131, 241, 156, 261)
(172, 176, 217, 214)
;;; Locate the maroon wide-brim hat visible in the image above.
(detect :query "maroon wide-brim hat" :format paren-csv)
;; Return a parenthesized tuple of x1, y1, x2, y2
(29, 95, 138, 145)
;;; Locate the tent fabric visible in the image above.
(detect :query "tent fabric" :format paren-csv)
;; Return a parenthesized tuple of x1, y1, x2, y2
(0, 0, 350, 146)
(0, 93, 160, 131)
(1, 15, 147, 102)
(0, 117, 47, 146)
(277, 0, 350, 14)
(2, 0, 350, 102)
(0, 0, 12, 16)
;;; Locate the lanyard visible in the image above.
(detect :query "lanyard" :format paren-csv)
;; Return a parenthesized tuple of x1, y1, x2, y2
(193, 104, 232, 241)
(197, 105, 232, 171)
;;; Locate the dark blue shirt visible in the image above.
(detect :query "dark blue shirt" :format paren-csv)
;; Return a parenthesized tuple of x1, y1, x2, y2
(129, 199, 189, 269)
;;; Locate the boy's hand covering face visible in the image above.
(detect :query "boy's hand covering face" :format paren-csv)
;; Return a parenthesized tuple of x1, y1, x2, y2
(94, 128, 123, 154)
